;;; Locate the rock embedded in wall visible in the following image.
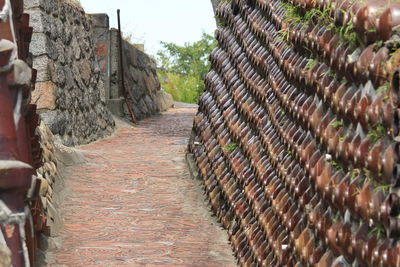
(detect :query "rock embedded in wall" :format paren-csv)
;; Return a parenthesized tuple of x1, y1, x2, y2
(36, 121, 62, 235)
(30, 119, 85, 266)
(0, 245, 11, 267)
(34, 121, 64, 265)
(24, 0, 115, 146)
(156, 89, 175, 112)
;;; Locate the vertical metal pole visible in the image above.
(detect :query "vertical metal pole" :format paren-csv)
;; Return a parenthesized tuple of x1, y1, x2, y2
(117, 9, 136, 123)
(107, 27, 111, 100)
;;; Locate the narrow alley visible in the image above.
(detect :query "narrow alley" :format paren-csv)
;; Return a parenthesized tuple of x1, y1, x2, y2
(53, 106, 237, 266)
(3, 0, 400, 266)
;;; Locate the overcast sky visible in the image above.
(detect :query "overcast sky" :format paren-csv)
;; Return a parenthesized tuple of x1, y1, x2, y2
(79, 0, 217, 56)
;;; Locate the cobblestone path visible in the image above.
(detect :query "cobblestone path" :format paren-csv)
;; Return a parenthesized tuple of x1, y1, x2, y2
(54, 107, 237, 266)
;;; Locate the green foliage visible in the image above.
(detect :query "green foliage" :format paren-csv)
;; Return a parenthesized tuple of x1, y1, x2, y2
(280, 2, 302, 24)
(280, 2, 362, 48)
(303, 7, 331, 25)
(331, 160, 342, 171)
(335, 21, 360, 48)
(332, 212, 341, 222)
(327, 70, 336, 77)
(223, 142, 238, 153)
(331, 121, 343, 128)
(350, 168, 361, 180)
(158, 71, 202, 103)
(368, 226, 385, 239)
(156, 33, 217, 103)
(377, 82, 390, 102)
(277, 28, 290, 42)
(377, 84, 389, 94)
(374, 184, 391, 194)
(217, 19, 228, 28)
(367, 124, 386, 143)
(305, 58, 318, 70)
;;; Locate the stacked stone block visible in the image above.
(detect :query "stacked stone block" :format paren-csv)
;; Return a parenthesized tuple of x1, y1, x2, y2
(24, 0, 115, 146)
(106, 28, 173, 120)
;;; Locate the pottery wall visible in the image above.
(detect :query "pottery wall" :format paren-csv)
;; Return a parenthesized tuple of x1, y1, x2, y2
(0, 0, 43, 265)
(211, 0, 222, 12)
(190, 0, 400, 265)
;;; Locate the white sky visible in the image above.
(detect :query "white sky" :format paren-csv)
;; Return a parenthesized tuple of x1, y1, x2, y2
(79, 0, 217, 56)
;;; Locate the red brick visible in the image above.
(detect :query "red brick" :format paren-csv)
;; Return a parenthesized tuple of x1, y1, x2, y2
(54, 107, 237, 267)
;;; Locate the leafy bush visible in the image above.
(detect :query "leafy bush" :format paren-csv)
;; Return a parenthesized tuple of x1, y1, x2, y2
(158, 71, 203, 103)
(157, 33, 217, 104)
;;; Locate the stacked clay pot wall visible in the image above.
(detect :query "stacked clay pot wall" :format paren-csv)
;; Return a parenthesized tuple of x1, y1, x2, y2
(191, 0, 400, 266)
(0, 0, 46, 265)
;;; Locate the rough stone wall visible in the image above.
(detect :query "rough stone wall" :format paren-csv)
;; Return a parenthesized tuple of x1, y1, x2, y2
(121, 36, 170, 119)
(34, 120, 86, 266)
(90, 13, 109, 101)
(90, 15, 174, 121)
(34, 122, 63, 265)
(24, 0, 115, 146)
(110, 29, 174, 120)
(190, 0, 400, 266)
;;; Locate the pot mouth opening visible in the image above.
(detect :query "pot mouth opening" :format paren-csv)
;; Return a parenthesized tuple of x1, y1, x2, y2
(392, 164, 400, 188)
(391, 69, 400, 108)
(393, 110, 400, 137)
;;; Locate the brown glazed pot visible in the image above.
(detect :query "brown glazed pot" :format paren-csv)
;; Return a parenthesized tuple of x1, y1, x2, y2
(316, 250, 334, 267)
(354, 45, 375, 84)
(326, 221, 343, 256)
(378, 3, 400, 41)
(369, 46, 389, 86)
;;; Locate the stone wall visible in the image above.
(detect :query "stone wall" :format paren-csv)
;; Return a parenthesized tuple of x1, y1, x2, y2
(24, 0, 115, 146)
(90, 15, 174, 121)
(34, 120, 86, 266)
(34, 121, 63, 265)
(118, 33, 173, 120)
(90, 14, 109, 101)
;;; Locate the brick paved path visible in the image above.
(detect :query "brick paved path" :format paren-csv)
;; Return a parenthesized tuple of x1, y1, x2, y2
(54, 107, 237, 267)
